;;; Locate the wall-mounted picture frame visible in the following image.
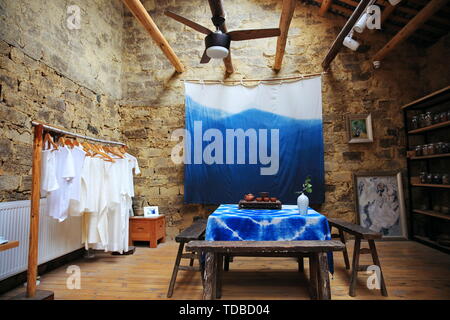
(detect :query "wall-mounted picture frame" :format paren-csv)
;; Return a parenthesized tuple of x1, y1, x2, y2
(346, 114, 374, 143)
(143, 206, 159, 217)
(353, 171, 407, 240)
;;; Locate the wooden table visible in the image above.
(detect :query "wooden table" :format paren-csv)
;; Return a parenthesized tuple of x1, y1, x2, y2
(0, 240, 19, 252)
(129, 215, 166, 248)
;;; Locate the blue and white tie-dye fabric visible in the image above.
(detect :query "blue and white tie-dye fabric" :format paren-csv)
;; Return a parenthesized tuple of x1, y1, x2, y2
(205, 204, 334, 273)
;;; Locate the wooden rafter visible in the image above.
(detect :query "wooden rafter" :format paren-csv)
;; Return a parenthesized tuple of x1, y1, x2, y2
(122, 0, 184, 73)
(273, 0, 297, 70)
(319, 0, 333, 16)
(373, 0, 449, 63)
(208, 0, 234, 74)
(321, 0, 373, 70)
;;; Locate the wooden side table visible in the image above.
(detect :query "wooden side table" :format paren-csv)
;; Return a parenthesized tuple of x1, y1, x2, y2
(129, 215, 166, 248)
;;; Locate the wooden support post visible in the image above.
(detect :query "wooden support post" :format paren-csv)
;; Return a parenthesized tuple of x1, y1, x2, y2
(122, 0, 185, 73)
(273, 0, 296, 70)
(319, 0, 333, 16)
(216, 254, 223, 299)
(381, 1, 397, 25)
(298, 256, 305, 272)
(208, 0, 234, 74)
(373, 0, 449, 63)
(202, 252, 217, 300)
(26, 124, 44, 298)
(321, 0, 372, 70)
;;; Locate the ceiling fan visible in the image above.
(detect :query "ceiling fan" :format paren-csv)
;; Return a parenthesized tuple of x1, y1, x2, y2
(164, 10, 281, 64)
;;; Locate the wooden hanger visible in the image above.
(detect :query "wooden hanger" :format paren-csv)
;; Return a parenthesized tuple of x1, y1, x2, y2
(43, 133, 58, 150)
(91, 144, 115, 162)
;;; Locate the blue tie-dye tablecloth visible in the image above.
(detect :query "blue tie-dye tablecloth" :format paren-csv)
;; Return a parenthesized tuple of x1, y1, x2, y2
(205, 204, 334, 273)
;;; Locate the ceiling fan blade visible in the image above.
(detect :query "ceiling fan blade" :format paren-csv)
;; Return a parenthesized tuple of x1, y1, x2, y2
(165, 11, 212, 35)
(200, 49, 211, 64)
(227, 28, 281, 41)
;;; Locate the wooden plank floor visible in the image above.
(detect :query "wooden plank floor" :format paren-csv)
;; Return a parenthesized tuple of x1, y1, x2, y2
(1, 240, 449, 300)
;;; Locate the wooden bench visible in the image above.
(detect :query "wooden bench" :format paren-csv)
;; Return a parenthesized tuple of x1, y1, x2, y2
(328, 218, 388, 297)
(186, 240, 345, 300)
(166, 217, 207, 298)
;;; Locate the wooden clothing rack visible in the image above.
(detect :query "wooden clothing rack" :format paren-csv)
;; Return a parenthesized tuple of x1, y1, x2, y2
(18, 121, 126, 300)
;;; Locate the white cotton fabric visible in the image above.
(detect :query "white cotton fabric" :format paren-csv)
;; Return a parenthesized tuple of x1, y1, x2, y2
(40, 145, 140, 253)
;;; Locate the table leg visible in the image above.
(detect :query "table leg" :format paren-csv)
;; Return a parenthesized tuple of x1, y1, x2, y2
(298, 255, 304, 272)
(309, 253, 318, 300)
(317, 252, 331, 300)
(167, 242, 184, 298)
(349, 237, 361, 297)
(202, 252, 217, 300)
(216, 254, 223, 299)
(368, 239, 388, 297)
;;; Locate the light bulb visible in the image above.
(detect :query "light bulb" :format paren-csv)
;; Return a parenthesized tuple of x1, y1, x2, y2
(206, 46, 229, 59)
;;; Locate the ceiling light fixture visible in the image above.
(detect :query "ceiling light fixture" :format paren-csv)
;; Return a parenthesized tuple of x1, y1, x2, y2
(388, 0, 401, 5)
(343, 32, 360, 51)
(354, 13, 368, 33)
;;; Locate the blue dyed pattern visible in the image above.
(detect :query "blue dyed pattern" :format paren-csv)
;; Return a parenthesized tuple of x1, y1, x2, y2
(205, 204, 334, 273)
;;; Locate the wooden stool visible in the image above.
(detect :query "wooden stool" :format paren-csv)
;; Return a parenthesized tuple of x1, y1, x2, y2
(328, 218, 388, 297)
(167, 217, 207, 298)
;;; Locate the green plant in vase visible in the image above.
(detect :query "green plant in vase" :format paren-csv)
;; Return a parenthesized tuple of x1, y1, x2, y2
(296, 176, 313, 214)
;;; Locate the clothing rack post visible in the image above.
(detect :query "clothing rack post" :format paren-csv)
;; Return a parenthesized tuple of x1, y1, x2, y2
(27, 124, 44, 298)
(13, 121, 127, 300)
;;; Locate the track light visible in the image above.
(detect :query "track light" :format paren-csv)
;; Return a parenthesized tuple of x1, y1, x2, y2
(388, 0, 401, 5)
(354, 13, 368, 33)
(343, 33, 360, 51)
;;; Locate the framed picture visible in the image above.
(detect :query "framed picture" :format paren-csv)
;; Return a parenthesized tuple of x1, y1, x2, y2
(347, 114, 373, 143)
(143, 206, 159, 217)
(353, 171, 407, 240)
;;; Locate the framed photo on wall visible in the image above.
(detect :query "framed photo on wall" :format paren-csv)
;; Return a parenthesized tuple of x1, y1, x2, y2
(353, 171, 407, 240)
(143, 206, 159, 217)
(346, 114, 374, 143)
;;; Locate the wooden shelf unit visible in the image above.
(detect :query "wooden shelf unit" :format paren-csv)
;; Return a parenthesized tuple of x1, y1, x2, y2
(403, 86, 450, 254)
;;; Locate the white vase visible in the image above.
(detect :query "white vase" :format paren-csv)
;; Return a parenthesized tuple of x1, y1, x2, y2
(297, 193, 309, 215)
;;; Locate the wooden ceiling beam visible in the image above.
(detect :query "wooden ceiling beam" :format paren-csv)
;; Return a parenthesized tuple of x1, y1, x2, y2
(273, 0, 297, 70)
(319, 0, 333, 16)
(321, 0, 373, 70)
(373, 0, 449, 63)
(208, 0, 234, 74)
(122, 0, 184, 73)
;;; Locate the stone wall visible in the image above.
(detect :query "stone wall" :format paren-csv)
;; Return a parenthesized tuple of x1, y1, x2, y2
(119, 0, 426, 238)
(419, 33, 450, 94)
(0, 0, 123, 201)
(0, 0, 124, 98)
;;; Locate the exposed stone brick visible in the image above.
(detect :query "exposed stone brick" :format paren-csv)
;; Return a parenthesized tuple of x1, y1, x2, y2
(343, 152, 363, 161)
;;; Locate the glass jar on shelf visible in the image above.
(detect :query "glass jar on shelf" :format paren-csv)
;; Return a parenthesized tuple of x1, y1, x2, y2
(442, 142, 450, 154)
(424, 112, 433, 127)
(432, 173, 442, 184)
(419, 113, 427, 127)
(442, 173, 449, 185)
(410, 116, 419, 130)
(419, 172, 427, 184)
(426, 173, 433, 184)
(436, 142, 444, 154)
(422, 144, 429, 156)
(439, 111, 448, 123)
(427, 143, 436, 155)
(415, 145, 423, 157)
(432, 113, 441, 124)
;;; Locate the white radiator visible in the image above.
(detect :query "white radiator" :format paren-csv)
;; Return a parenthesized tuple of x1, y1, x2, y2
(0, 199, 83, 281)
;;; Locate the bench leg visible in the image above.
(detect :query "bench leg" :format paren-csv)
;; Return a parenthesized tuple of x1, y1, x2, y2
(202, 252, 217, 300)
(349, 237, 361, 297)
(167, 242, 185, 298)
(309, 253, 319, 300)
(189, 258, 194, 266)
(216, 254, 223, 299)
(298, 256, 304, 272)
(368, 240, 388, 297)
(339, 229, 350, 270)
(224, 255, 230, 271)
(317, 253, 331, 300)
